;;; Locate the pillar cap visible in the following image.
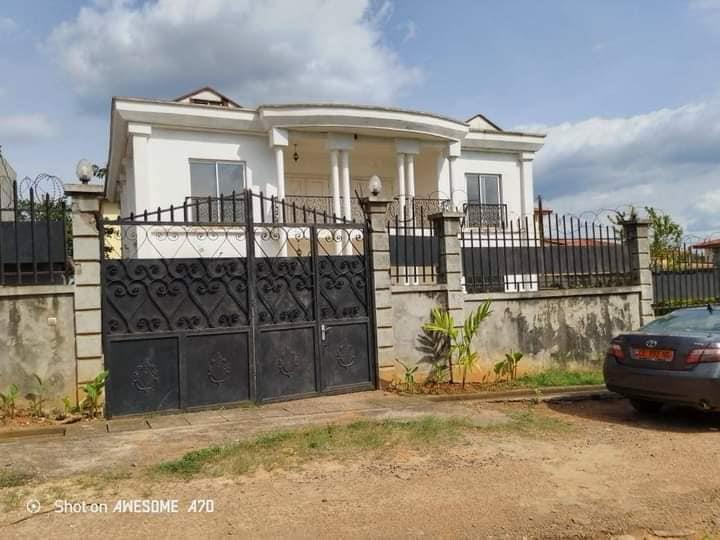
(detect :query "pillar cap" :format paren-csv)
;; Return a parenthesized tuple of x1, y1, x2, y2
(64, 183, 105, 198)
(360, 195, 393, 204)
(429, 211, 463, 220)
(620, 218, 651, 226)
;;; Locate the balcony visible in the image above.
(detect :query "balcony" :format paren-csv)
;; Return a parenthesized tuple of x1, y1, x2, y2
(463, 203, 508, 228)
(284, 195, 451, 223)
(183, 194, 452, 224)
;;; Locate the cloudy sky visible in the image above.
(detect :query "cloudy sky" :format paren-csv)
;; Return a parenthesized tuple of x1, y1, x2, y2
(1, 0, 720, 234)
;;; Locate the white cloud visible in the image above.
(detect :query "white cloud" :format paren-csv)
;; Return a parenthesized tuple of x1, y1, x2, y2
(0, 17, 16, 32)
(516, 100, 720, 235)
(46, 0, 421, 108)
(398, 20, 416, 43)
(0, 114, 56, 141)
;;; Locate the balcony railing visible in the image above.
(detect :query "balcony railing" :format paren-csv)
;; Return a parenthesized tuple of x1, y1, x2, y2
(184, 194, 452, 224)
(463, 203, 508, 228)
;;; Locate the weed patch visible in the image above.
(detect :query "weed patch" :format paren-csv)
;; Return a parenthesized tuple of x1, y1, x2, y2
(154, 416, 470, 479)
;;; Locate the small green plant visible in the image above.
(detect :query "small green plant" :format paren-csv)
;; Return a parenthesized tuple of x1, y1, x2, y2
(423, 302, 492, 388)
(397, 360, 419, 392)
(62, 396, 80, 416)
(25, 374, 47, 418)
(81, 371, 109, 418)
(494, 350, 524, 382)
(427, 361, 449, 386)
(0, 384, 19, 419)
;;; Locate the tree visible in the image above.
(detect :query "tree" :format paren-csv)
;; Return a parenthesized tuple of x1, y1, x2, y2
(644, 207, 683, 259)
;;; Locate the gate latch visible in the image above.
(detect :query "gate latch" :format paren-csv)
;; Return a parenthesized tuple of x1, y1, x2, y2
(321, 324, 330, 342)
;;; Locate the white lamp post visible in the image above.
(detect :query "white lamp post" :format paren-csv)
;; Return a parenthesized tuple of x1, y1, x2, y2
(76, 159, 94, 184)
(368, 175, 382, 197)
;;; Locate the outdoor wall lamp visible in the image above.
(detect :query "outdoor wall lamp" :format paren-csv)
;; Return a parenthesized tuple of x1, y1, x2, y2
(368, 174, 382, 196)
(76, 159, 94, 184)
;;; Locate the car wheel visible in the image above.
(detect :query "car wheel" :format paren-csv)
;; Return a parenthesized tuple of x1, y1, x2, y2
(629, 398, 664, 414)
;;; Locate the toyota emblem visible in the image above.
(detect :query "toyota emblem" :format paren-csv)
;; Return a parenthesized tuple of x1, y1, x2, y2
(645, 340, 658, 348)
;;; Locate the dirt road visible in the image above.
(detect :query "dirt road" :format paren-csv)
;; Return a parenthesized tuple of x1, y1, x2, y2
(3, 398, 720, 539)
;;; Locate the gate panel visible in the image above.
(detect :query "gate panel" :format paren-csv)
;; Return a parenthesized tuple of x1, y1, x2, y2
(256, 325, 317, 400)
(184, 332, 251, 407)
(102, 191, 376, 416)
(321, 322, 372, 389)
(105, 337, 180, 416)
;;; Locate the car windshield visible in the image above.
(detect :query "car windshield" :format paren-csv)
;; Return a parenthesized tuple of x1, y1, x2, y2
(642, 308, 720, 333)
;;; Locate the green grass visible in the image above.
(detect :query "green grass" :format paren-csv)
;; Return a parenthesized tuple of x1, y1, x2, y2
(154, 416, 471, 479)
(154, 412, 572, 480)
(0, 469, 34, 488)
(513, 368, 604, 388)
(492, 410, 572, 435)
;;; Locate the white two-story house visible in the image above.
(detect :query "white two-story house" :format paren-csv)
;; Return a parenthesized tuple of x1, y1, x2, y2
(105, 87, 544, 235)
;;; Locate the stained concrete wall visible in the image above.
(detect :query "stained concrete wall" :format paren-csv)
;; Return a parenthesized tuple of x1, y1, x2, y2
(0, 286, 76, 407)
(464, 287, 641, 370)
(390, 285, 642, 379)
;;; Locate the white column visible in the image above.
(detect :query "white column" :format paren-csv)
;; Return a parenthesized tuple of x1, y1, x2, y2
(447, 156, 457, 210)
(274, 146, 285, 200)
(396, 153, 406, 219)
(405, 153, 415, 208)
(269, 128, 289, 198)
(128, 123, 152, 215)
(519, 152, 535, 221)
(330, 149, 341, 220)
(340, 150, 351, 220)
(447, 141, 462, 211)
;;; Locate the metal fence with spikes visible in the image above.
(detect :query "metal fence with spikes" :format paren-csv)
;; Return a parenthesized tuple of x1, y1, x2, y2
(0, 180, 69, 285)
(460, 211, 634, 293)
(651, 243, 720, 315)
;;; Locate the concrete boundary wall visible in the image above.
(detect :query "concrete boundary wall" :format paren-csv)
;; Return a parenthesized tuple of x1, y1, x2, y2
(381, 213, 651, 382)
(0, 285, 76, 406)
(390, 285, 642, 379)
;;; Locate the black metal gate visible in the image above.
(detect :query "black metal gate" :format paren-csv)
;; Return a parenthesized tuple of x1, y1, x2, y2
(101, 191, 375, 417)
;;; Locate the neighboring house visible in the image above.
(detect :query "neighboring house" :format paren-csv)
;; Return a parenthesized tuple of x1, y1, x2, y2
(0, 151, 16, 219)
(105, 87, 545, 227)
(691, 239, 720, 260)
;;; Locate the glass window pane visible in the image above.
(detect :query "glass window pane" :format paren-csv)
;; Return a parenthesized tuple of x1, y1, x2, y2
(190, 162, 217, 197)
(465, 174, 480, 203)
(218, 163, 244, 196)
(481, 175, 500, 204)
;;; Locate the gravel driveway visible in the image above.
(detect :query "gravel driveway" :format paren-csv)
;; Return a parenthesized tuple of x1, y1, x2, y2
(2, 397, 720, 539)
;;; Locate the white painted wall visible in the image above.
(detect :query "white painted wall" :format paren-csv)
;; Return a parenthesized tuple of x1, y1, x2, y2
(121, 127, 534, 224)
(456, 151, 529, 220)
(128, 127, 278, 214)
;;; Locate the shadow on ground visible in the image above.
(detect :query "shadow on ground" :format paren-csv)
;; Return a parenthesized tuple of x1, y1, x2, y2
(546, 397, 720, 433)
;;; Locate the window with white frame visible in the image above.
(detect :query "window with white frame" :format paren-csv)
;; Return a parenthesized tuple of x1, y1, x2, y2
(189, 160, 245, 221)
(465, 174, 502, 205)
(190, 160, 245, 198)
(465, 174, 504, 227)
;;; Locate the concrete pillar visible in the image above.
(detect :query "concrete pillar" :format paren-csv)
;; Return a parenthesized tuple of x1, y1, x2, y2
(447, 141, 462, 211)
(269, 128, 289, 200)
(128, 123, 151, 212)
(360, 195, 396, 383)
(271, 139, 287, 255)
(519, 152, 535, 221)
(65, 183, 106, 401)
(274, 147, 285, 200)
(405, 153, 415, 217)
(396, 153, 406, 220)
(622, 218, 654, 325)
(329, 150, 341, 220)
(340, 150, 352, 220)
(430, 211, 465, 332)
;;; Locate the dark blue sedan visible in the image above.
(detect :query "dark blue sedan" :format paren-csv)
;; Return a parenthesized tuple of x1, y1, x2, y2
(604, 306, 720, 413)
